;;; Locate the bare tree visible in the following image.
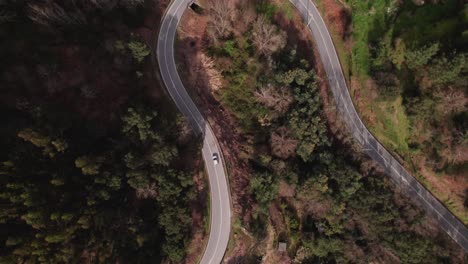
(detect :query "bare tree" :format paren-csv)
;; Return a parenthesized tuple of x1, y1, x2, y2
(189, 52, 223, 92)
(200, 53, 223, 91)
(254, 84, 293, 114)
(252, 15, 286, 56)
(206, 0, 233, 42)
(27, 2, 86, 27)
(254, 84, 277, 107)
(233, 0, 256, 35)
(271, 127, 298, 159)
(451, 142, 468, 164)
(436, 87, 467, 115)
(275, 87, 294, 114)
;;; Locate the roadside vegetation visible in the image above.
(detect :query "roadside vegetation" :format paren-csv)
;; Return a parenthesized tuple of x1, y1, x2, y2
(177, 0, 466, 262)
(316, 0, 468, 223)
(0, 1, 206, 263)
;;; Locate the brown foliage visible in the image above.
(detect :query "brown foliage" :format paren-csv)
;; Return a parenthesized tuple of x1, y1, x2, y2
(206, 0, 233, 42)
(271, 127, 298, 159)
(190, 52, 223, 92)
(232, 0, 256, 36)
(252, 15, 287, 56)
(322, 0, 350, 38)
(435, 87, 467, 115)
(135, 183, 158, 199)
(278, 181, 295, 198)
(300, 190, 332, 220)
(254, 84, 293, 114)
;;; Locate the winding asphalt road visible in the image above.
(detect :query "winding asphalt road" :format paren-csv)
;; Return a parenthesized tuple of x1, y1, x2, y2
(157, 0, 468, 262)
(289, 0, 468, 252)
(157, 1, 231, 263)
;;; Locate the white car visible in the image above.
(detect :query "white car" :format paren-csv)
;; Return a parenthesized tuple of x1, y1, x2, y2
(212, 153, 219, 165)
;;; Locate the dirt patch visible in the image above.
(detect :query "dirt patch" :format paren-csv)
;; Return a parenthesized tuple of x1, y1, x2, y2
(261, 223, 292, 264)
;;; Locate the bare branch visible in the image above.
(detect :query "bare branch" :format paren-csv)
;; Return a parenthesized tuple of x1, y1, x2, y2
(271, 126, 298, 159)
(252, 15, 286, 56)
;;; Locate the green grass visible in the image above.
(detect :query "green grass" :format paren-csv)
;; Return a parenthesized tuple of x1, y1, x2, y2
(370, 97, 409, 157)
(347, 0, 389, 75)
(340, 0, 468, 224)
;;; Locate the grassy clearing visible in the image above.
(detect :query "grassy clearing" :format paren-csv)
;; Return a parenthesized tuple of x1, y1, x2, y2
(344, 0, 409, 157)
(314, 0, 468, 223)
(370, 96, 409, 157)
(316, 0, 410, 158)
(347, 0, 389, 76)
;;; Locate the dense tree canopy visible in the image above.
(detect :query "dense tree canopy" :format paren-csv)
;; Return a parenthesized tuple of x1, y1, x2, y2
(0, 100, 198, 263)
(0, 0, 199, 263)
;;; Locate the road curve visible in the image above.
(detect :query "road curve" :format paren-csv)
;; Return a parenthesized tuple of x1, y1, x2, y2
(156, 0, 231, 263)
(157, 0, 467, 261)
(289, 0, 468, 252)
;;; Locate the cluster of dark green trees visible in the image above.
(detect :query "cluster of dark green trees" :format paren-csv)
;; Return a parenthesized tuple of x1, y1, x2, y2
(251, 47, 463, 263)
(0, 0, 199, 263)
(203, 2, 466, 262)
(0, 102, 196, 263)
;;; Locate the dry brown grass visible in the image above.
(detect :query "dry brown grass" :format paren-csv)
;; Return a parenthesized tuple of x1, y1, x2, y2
(321, 0, 351, 38)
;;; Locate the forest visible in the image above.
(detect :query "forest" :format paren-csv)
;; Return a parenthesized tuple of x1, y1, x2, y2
(0, 0, 467, 263)
(0, 0, 205, 263)
(318, 0, 468, 222)
(176, 0, 467, 262)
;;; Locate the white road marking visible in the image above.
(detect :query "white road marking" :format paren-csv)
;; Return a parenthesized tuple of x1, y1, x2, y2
(157, 0, 231, 263)
(292, 0, 467, 248)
